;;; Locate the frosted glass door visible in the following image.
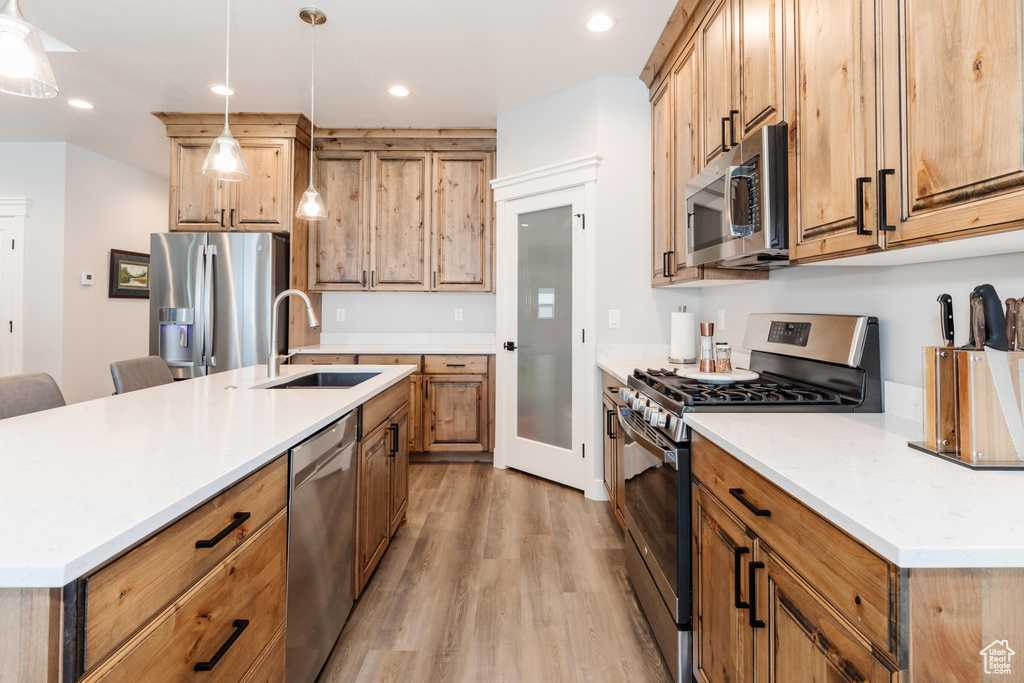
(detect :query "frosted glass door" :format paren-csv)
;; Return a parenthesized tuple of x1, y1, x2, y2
(516, 206, 573, 449)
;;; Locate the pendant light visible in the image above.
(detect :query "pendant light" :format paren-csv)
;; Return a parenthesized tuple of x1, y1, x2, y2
(0, 0, 58, 98)
(296, 7, 327, 221)
(202, 0, 249, 181)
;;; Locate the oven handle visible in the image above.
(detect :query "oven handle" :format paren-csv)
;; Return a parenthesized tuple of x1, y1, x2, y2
(616, 407, 678, 470)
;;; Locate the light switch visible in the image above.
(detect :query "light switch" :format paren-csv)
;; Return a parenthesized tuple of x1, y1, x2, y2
(609, 309, 621, 328)
(336, 308, 345, 322)
(454, 308, 463, 322)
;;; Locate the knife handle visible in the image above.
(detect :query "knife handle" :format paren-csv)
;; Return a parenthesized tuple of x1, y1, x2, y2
(975, 284, 1009, 351)
(938, 294, 954, 345)
(1006, 299, 1018, 352)
(971, 296, 987, 350)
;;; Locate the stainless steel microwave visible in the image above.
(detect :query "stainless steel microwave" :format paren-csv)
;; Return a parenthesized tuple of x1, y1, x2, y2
(684, 123, 788, 269)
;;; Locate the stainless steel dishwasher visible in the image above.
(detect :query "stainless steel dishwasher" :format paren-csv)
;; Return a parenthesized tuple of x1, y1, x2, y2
(286, 411, 358, 683)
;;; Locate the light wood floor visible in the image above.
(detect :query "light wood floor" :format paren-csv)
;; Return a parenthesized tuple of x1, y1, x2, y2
(319, 463, 673, 683)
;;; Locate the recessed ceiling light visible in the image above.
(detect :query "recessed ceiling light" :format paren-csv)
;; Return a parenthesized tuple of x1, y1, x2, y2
(586, 14, 617, 32)
(209, 84, 236, 96)
(67, 99, 94, 109)
(388, 85, 409, 97)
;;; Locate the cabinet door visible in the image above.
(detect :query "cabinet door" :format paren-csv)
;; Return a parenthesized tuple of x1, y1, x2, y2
(602, 396, 616, 502)
(671, 41, 700, 277)
(885, 0, 1024, 246)
(370, 152, 431, 291)
(788, 0, 881, 262)
(431, 152, 492, 291)
(734, 0, 785, 138)
(423, 375, 487, 452)
(693, 487, 754, 683)
(701, 0, 734, 166)
(170, 140, 229, 231)
(652, 77, 674, 286)
(234, 140, 290, 232)
(357, 421, 391, 592)
(753, 546, 898, 683)
(409, 375, 423, 453)
(388, 406, 409, 536)
(311, 153, 370, 290)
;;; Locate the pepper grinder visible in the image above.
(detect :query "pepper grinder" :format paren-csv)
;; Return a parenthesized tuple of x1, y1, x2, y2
(699, 322, 716, 373)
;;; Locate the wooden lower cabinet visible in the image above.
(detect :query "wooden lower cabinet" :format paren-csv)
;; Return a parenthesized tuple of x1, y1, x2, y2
(290, 354, 356, 365)
(601, 391, 625, 531)
(754, 544, 898, 683)
(693, 487, 753, 683)
(357, 419, 392, 593)
(389, 406, 410, 536)
(423, 374, 488, 452)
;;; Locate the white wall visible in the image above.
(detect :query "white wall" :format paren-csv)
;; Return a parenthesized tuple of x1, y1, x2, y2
(61, 145, 166, 403)
(320, 292, 496, 334)
(698, 254, 1024, 387)
(0, 142, 67, 384)
(497, 77, 698, 347)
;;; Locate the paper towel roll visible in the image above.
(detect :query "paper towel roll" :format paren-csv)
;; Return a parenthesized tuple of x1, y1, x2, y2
(670, 311, 696, 363)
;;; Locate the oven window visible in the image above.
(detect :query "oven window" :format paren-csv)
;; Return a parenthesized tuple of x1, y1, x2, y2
(624, 440, 678, 593)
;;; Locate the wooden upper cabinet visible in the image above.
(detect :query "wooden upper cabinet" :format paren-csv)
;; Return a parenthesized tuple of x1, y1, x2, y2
(370, 152, 431, 291)
(787, 0, 882, 262)
(733, 0, 785, 138)
(672, 42, 700, 276)
(700, 0, 733, 166)
(652, 78, 674, 285)
(883, 0, 1024, 246)
(170, 140, 230, 230)
(431, 152, 492, 291)
(310, 153, 370, 290)
(233, 140, 290, 231)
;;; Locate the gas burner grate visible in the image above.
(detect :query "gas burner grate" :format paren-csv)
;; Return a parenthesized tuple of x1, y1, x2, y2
(657, 378, 844, 406)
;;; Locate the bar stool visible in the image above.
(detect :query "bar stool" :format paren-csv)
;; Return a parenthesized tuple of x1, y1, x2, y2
(110, 356, 174, 394)
(0, 372, 66, 420)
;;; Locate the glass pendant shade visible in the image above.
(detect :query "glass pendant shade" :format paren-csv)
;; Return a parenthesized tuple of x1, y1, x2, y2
(202, 127, 250, 181)
(0, 0, 58, 98)
(297, 184, 327, 220)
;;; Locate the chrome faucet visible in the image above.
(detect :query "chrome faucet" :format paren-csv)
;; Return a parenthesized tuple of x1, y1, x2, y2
(268, 289, 319, 378)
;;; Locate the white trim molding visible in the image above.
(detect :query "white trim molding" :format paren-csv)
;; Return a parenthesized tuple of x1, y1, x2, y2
(0, 197, 31, 218)
(491, 154, 603, 202)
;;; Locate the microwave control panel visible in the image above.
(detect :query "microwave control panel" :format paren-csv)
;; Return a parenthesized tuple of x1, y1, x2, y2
(768, 321, 811, 347)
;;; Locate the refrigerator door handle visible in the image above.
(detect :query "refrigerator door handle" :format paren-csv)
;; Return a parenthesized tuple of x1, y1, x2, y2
(204, 245, 217, 367)
(194, 248, 206, 370)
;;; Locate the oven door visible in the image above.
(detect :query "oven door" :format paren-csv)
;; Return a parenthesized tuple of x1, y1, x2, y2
(618, 407, 691, 627)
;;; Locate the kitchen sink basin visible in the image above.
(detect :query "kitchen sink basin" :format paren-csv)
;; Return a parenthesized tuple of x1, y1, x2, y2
(266, 371, 381, 389)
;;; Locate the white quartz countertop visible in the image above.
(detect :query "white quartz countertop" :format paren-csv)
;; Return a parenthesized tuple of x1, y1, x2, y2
(0, 364, 415, 588)
(685, 412, 1024, 568)
(292, 343, 495, 356)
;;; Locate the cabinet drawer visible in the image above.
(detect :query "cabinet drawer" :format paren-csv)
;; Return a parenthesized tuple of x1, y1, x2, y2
(357, 354, 422, 371)
(691, 433, 896, 655)
(88, 513, 287, 682)
(83, 457, 287, 669)
(362, 378, 411, 435)
(290, 354, 356, 365)
(240, 623, 285, 683)
(423, 354, 488, 374)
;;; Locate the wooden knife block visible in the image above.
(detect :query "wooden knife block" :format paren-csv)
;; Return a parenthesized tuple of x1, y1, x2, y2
(956, 350, 1024, 464)
(923, 347, 958, 453)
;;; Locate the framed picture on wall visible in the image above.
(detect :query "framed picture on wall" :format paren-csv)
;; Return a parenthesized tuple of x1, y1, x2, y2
(109, 249, 150, 299)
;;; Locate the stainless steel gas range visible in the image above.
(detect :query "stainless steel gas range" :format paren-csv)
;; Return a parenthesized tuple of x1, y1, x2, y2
(616, 313, 882, 682)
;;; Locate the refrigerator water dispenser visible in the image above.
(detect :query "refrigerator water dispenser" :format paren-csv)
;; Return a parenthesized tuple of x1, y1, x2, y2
(158, 308, 195, 366)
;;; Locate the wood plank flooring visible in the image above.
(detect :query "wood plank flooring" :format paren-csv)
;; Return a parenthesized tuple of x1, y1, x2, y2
(320, 463, 672, 683)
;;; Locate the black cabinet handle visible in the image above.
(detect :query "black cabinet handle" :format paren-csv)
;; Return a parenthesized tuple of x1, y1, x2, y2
(729, 110, 739, 146)
(721, 117, 730, 152)
(606, 409, 615, 438)
(749, 562, 765, 628)
(446, 363, 465, 368)
(195, 512, 251, 549)
(389, 423, 399, 457)
(855, 176, 872, 235)
(728, 488, 771, 517)
(230, 208, 236, 228)
(362, 270, 367, 287)
(219, 209, 225, 228)
(668, 250, 676, 277)
(734, 546, 750, 609)
(877, 169, 895, 232)
(194, 619, 249, 672)
(371, 271, 375, 288)
(433, 271, 437, 289)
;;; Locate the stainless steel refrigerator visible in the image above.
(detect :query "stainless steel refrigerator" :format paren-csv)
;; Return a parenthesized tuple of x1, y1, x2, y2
(149, 232, 289, 379)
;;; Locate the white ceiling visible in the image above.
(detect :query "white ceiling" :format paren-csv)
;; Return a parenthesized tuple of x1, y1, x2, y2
(0, 0, 675, 177)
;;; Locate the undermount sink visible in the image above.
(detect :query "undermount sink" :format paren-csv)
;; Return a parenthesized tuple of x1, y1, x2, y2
(265, 371, 381, 389)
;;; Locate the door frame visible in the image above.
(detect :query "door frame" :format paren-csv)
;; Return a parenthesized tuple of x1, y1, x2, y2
(491, 154, 602, 498)
(0, 198, 28, 377)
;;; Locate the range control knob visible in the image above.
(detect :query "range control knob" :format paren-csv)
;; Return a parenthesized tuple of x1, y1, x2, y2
(649, 410, 668, 428)
(632, 396, 648, 411)
(643, 405, 654, 421)
(620, 388, 637, 405)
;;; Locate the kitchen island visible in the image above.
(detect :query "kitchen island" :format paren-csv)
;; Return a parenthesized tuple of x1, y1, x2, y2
(0, 363, 414, 682)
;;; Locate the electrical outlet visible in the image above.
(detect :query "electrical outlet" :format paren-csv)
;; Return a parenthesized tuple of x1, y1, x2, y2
(717, 309, 726, 331)
(608, 309, 621, 328)
(454, 308, 463, 322)
(336, 308, 345, 322)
